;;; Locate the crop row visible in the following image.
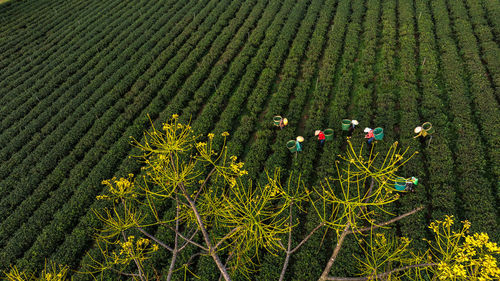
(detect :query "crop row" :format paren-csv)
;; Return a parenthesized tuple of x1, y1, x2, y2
(0, 0, 166, 170)
(0, 0, 184, 207)
(316, 0, 378, 277)
(11, 0, 249, 273)
(51, 0, 267, 275)
(480, 0, 500, 46)
(0, 0, 116, 97)
(188, 0, 297, 142)
(0, 0, 228, 270)
(0, 0, 123, 112)
(0, 0, 52, 35)
(141, 1, 274, 278)
(0, 0, 90, 73)
(187, 0, 313, 278)
(430, 0, 497, 234)
(146, 0, 315, 278)
(240, 0, 321, 179)
(0, 0, 172, 135)
(382, 0, 427, 249)
(274, 0, 366, 277)
(0, 0, 147, 139)
(448, 0, 500, 204)
(228, 0, 335, 279)
(0, 0, 209, 251)
(0, 0, 206, 183)
(0, 0, 211, 266)
(464, 0, 500, 100)
(411, 0, 456, 226)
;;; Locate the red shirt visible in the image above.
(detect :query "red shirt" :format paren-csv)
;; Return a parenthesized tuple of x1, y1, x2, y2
(318, 131, 325, 140)
(365, 130, 374, 139)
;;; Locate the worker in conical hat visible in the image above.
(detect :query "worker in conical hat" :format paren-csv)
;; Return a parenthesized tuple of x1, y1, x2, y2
(347, 120, 358, 137)
(405, 177, 418, 192)
(413, 126, 428, 145)
(318, 130, 325, 147)
(296, 140, 302, 152)
(279, 117, 288, 130)
(364, 127, 375, 149)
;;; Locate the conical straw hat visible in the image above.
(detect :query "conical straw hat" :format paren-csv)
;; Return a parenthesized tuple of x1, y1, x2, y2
(352, 120, 359, 125)
(364, 127, 371, 133)
(283, 118, 288, 125)
(315, 130, 320, 136)
(414, 126, 422, 133)
(296, 136, 304, 142)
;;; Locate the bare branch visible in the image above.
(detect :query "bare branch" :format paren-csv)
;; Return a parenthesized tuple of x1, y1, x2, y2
(137, 227, 174, 252)
(346, 206, 424, 235)
(215, 227, 241, 250)
(194, 166, 217, 201)
(163, 224, 208, 251)
(178, 181, 232, 281)
(279, 203, 294, 281)
(319, 179, 375, 281)
(122, 232, 146, 281)
(325, 263, 437, 280)
(290, 222, 324, 254)
(109, 268, 140, 277)
(178, 228, 200, 252)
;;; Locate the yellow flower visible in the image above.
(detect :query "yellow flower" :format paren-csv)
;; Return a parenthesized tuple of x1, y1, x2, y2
(172, 114, 179, 119)
(222, 131, 229, 137)
(429, 222, 439, 233)
(444, 215, 454, 227)
(485, 241, 500, 253)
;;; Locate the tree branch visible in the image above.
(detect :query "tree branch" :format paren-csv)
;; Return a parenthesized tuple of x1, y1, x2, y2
(195, 166, 217, 201)
(178, 228, 200, 252)
(167, 198, 181, 281)
(290, 222, 325, 254)
(325, 263, 437, 280)
(162, 223, 208, 251)
(215, 227, 241, 250)
(319, 179, 375, 281)
(137, 227, 174, 252)
(179, 181, 231, 281)
(122, 232, 146, 281)
(346, 206, 424, 235)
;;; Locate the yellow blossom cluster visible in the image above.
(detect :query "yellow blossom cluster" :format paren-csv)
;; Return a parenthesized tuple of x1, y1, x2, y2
(427, 216, 500, 280)
(109, 236, 159, 266)
(97, 174, 136, 201)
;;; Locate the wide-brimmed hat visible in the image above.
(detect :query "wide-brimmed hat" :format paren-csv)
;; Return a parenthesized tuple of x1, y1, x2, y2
(315, 130, 321, 136)
(414, 126, 422, 133)
(296, 136, 304, 142)
(364, 127, 372, 133)
(352, 120, 359, 125)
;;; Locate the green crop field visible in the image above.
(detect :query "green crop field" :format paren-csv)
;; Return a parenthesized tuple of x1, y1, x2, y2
(0, 0, 499, 280)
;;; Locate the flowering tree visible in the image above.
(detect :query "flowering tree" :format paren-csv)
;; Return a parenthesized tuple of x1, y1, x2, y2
(4, 116, 499, 281)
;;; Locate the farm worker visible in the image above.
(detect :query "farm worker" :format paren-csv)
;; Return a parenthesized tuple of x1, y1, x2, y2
(347, 120, 359, 137)
(364, 127, 375, 149)
(279, 118, 288, 130)
(405, 177, 418, 192)
(413, 126, 428, 145)
(318, 131, 325, 147)
(296, 140, 302, 152)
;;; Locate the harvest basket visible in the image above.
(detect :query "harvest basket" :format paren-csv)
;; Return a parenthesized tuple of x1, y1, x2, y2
(373, 127, 384, 140)
(422, 122, 434, 134)
(273, 116, 282, 126)
(286, 140, 297, 153)
(324, 129, 334, 140)
(342, 119, 351, 131)
(394, 177, 406, 191)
